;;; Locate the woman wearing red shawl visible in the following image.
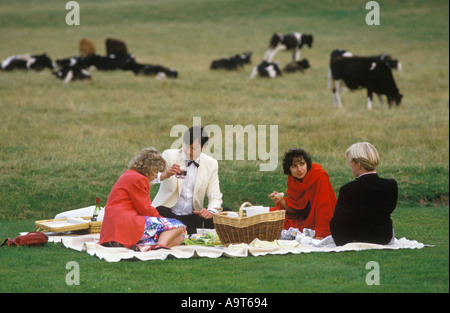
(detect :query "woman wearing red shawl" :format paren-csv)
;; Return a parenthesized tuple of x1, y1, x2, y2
(269, 148, 337, 239)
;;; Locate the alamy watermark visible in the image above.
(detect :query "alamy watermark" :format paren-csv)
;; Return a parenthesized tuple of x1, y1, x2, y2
(365, 261, 380, 285)
(65, 261, 80, 285)
(366, 1, 380, 26)
(170, 117, 278, 172)
(65, 1, 80, 26)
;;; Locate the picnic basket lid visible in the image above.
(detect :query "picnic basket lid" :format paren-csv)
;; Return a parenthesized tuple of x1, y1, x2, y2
(35, 217, 98, 233)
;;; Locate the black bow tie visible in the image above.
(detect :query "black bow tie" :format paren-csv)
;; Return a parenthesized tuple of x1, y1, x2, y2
(187, 160, 199, 168)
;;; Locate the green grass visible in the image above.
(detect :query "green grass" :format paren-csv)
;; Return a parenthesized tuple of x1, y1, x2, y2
(0, 0, 448, 293)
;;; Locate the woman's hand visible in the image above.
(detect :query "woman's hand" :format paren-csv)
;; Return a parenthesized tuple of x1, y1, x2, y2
(160, 164, 181, 180)
(269, 191, 284, 204)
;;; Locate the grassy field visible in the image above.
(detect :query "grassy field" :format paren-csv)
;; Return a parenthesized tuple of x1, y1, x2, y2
(0, 0, 448, 294)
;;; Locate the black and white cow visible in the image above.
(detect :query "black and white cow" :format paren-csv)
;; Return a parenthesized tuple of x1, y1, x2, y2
(250, 61, 282, 78)
(1, 53, 53, 71)
(283, 58, 310, 73)
(330, 48, 401, 70)
(328, 48, 401, 88)
(122, 59, 178, 78)
(53, 65, 91, 83)
(263, 32, 313, 62)
(84, 53, 136, 71)
(330, 56, 402, 109)
(56, 53, 136, 71)
(210, 52, 252, 70)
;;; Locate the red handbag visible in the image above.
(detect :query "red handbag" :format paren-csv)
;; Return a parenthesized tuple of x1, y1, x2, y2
(1, 232, 48, 247)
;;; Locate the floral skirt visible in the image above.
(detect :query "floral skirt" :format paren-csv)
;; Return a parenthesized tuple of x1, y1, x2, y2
(137, 216, 186, 246)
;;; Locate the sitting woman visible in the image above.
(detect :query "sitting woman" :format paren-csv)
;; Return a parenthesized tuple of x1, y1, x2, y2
(99, 147, 186, 251)
(330, 142, 398, 246)
(269, 148, 337, 239)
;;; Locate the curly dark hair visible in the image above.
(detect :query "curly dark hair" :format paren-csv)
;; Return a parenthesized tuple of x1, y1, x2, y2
(282, 148, 312, 175)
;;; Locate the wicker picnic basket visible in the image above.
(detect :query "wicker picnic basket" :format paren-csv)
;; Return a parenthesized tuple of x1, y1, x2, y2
(213, 202, 285, 245)
(35, 217, 102, 234)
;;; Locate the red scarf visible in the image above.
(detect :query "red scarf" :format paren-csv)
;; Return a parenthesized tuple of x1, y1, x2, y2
(285, 163, 327, 210)
(276, 163, 337, 237)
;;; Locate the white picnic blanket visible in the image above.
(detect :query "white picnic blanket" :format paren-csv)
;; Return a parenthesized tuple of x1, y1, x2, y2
(44, 233, 430, 263)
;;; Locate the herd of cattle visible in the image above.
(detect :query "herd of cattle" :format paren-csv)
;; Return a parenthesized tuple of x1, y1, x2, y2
(1, 32, 403, 109)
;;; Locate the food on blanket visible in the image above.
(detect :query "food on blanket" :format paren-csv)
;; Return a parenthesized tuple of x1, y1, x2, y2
(184, 232, 222, 246)
(189, 234, 201, 240)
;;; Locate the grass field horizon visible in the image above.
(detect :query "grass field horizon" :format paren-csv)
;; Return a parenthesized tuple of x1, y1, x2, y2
(0, 0, 448, 293)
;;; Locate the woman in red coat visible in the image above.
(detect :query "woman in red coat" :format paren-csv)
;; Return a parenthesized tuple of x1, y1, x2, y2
(269, 148, 337, 239)
(99, 147, 186, 251)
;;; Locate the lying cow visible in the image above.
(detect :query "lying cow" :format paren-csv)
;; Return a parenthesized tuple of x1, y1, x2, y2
(79, 38, 96, 57)
(122, 59, 178, 78)
(210, 52, 252, 70)
(1, 53, 53, 71)
(106, 38, 129, 57)
(250, 61, 282, 78)
(53, 65, 91, 83)
(263, 32, 313, 62)
(330, 56, 402, 109)
(56, 53, 135, 71)
(283, 58, 310, 73)
(84, 53, 135, 70)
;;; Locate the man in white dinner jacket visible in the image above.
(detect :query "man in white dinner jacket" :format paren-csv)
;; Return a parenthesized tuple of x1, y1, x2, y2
(152, 126, 223, 234)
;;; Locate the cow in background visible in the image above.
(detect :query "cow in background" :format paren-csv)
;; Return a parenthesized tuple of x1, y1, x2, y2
(79, 38, 96, 57)
(106, 38, 129, 57)
(283, 58, 310, 73)
(210, 52, 252, 70)
(328, 48, 401, 88)
(122, 58, 178, 78)
(250, 61, 282, 78)
(263, 32, 313, 62)
(53, 65, 91, 83)
(330, 48, 401, 70)
(330, 56, 402, 109)
(1, 53, 53, 71)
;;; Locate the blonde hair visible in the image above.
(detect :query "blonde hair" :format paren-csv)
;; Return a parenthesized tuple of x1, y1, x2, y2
(346, 142, 380, 171)
(128, 147, 167, 178)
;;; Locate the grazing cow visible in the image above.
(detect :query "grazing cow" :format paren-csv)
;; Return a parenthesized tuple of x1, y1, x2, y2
(122, 59, 178, 78)
(330, 56, 402, 109)
(328, 48, 401, 88)
(79, 38, 96, 57)
(283, 58, 310, 73)
(330, 48, 401, 70)
(1, 53, 53, 71)
(105, 38, 128, 57)
(263, 32, 313, 62)
(250, 61, 282, 78)
(210, 52, 252, 70)
(53, 65, 91, 83)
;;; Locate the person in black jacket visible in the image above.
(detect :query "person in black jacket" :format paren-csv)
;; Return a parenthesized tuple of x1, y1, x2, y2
(330, 142, 398, 246)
